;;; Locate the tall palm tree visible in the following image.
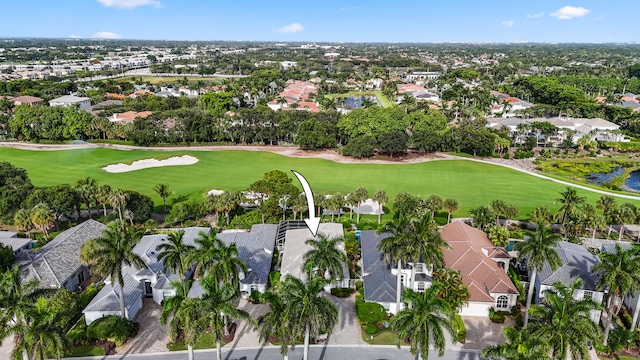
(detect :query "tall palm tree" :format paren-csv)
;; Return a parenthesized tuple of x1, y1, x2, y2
(80, 220, 145, 317)
(10, 298, 68, 360)
(491, 199, 507, 226)
(75, 177, 97, 219)
(108, 188, 127, 222)
(326, 192, 344, 222)
(156, 230, 194, 282)
(530, 205, 553, 226)
(13, 209, 32, 237)
(256, 290, 293, 360)
(302, 233, 348, 281)
(593, 244, 640, 344)
(181, 276, 254, 360)
(423, 194, 443, 220)
(406, 213, 449, 289)
(616, 203, 637, 241)
(29, 203, 53, 239)
(515, 223, 562, 327)
(392, 286, 456, 360)
(442, 198, 459, 224)
(152, 183, 173, 212)
(554, 187, 585, 237)
(190, 229, 223, 279)
(376, 216, 411, 313)
(481, 326, 551, 360)
(209, 242, 247, 289)
(528, 279, 601, 360)
(280, 275, 337, 360)
(160, 280, 192, 343)
(95, 184, 112, 217)
(373, 190, 388, 224)
(345, 192, 357, 220)
(353, 186, 369, 224)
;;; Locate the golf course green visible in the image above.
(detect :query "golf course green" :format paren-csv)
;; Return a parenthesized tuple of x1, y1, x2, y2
(1, 147, 637, 218)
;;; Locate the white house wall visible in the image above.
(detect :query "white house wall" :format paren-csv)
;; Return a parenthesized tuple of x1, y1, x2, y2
(84, 311, 121, 325)
(460, 301, 493, 317)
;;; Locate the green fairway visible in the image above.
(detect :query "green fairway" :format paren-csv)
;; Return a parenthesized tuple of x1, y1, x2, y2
(1, 148, 637, 219)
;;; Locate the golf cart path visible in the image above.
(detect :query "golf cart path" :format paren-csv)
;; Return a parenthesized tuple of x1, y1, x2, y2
(1, 142, 639, 201)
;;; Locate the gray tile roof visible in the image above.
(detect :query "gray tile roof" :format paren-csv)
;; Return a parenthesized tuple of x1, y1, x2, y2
(281, 223, 345, 281)
(84, 266, 144, 314)
(538, 241, 600, 290)
(600, 240, 633, 254)
(217, 224, 277, 286)
(0, 237, 30, 252)
(360, 230, 398, 303)
(18, 220, 107, 288)
(187, 279, 204, 298)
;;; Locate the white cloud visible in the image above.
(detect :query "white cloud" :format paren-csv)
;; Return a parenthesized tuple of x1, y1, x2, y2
(526, 12, 544, 19)
(69, 34, 82, 39)
(92, 31, 121, 39)
(551, 6, 590, 20)
(96, 0, 162, 9)
(501, 20, 515, 27)
(276, 23, 304, 34)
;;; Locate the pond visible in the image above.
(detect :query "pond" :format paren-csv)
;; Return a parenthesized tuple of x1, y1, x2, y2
(585, 166, 640, 192)
(342, 96, 381, 110)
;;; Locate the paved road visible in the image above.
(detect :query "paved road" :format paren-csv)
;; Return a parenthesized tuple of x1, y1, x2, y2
(64, 345, 482, 360)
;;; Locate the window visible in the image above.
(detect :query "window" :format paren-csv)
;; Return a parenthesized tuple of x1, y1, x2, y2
(496, 295, 509, 309)
(415, 263, 425, 273)
(163, 291, 173, 300)
(417, 282, 425, 292)
(77, 271, 85, 285)
(583, 290, 593, 300)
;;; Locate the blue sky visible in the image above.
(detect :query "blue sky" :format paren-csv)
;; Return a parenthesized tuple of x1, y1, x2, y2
(1, 0, 639, 43)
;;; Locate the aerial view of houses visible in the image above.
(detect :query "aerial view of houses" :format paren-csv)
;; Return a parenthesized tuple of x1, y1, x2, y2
(2, 2, 640, 360)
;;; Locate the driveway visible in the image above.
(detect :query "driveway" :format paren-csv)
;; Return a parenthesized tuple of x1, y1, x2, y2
(460, 316, 510, 350)
(0, 335, 14, 359)
(224, 298, 271, 349)
(116, 298, 169, 354)
(326, 293, 366, 345)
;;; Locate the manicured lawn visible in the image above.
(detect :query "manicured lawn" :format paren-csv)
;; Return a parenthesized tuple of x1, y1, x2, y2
(2, 148, 638, 219)
(166, 333, 222, 351)
(324, 90, 392, 108)
(362, 330, 398, 345)
(66, 345, 105, 357)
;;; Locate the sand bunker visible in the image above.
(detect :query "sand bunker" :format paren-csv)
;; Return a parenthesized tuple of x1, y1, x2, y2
(102, 155, 198, 173)
(207, 189, 225, 197)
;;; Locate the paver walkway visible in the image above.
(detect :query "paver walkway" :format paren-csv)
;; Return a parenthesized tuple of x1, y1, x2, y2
(460, 316, 509, 350)
(116, 298, 169, 355)
(326, 293, 366, 345)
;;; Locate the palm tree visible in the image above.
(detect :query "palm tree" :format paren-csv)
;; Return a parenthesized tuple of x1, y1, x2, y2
(256, 290, 293, 360)
(345, 192, 356, 219)
(515, 223, 562, 327)
(616, 203, 637, 241)
(160, 280, 192, 343)
(95, 184, 112, 217)
(491, 199, 508, 226)
(326, 192, 344, 222)
(392, 286, 456, 360)
(442, 198, 459, 224)
(190, 229, 222, 279)
(13, 208, 32, 237)
(423, 194, 443, 220)
(593, 244, 640, 344)
(209, 242, 247, 289)
(376, 216, 411, 313)
(182, 276, 254, 360)
(152, 183, 173, 212)
(554, 187, 585, 237)
(10, 299, 68, 360)
(353, 186, 369, 224)
(302, 233, 348, 281)
(29, 203, 53, 239)
(373, 190, 388, 224)
(280, 275, 338, 360)
(503, 204, 519, 230)
(528, 279, 601, 360)
(108, 188, 127, 221)
(530, 205, 553, 226)
(488, 225, 510, 247)
(481, 326, 551, 360)
(156, 230, 195, 282)
(80, 220, 145, 317)
(406, 213, 449, 290)
(74, 177, 97, 219)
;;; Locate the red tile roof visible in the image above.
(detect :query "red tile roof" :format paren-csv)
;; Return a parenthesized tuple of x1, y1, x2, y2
(441, 222, 518, 302)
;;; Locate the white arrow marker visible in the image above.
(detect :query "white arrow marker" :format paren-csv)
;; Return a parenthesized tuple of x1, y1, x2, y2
(291, 170, 321, 237)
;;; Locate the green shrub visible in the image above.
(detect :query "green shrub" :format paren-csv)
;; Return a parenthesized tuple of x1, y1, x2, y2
(503, 153, 510, 159)
(491, 313, 506, 323)
(80, 284, 103, 307)
(229, 209, 261, 229)
(510, 303, 521, 317)
(365, 323, 379, 335)
(66, 317, 90, 346)
(453, 315, 466, 342)
(86, 316, 138, 346)
(248, 291, 261, 304)
(355, 280, 364, 294)
(356, 301, 386, 325)
(268, 271, 281, 286)
(355, 294, 364, 304)
(331, 287, 355, 298)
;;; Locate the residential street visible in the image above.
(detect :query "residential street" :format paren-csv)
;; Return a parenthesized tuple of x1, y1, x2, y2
(64, 345, 483, 360)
